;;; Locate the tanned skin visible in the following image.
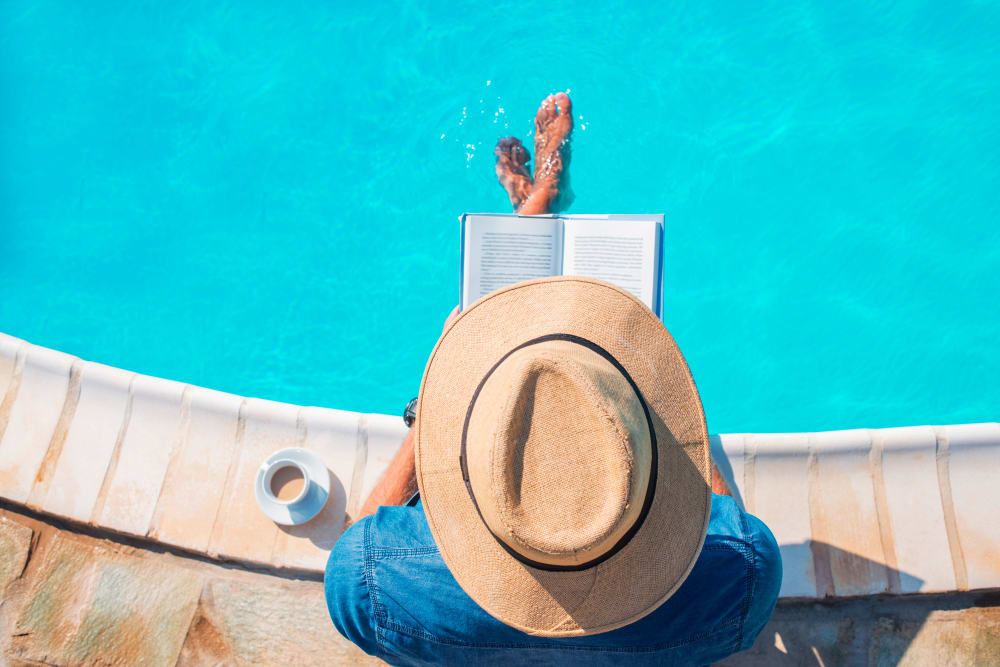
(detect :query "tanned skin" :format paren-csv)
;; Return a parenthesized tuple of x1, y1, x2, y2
(357, 92, 731, 520)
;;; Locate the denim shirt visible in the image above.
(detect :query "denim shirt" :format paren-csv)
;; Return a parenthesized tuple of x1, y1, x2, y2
(325, 494, 781, 666)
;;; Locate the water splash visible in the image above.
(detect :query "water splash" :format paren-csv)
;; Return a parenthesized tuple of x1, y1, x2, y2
(442, 84, 520, 165)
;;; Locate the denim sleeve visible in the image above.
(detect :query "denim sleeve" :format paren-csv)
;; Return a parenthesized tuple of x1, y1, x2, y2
(740, 512, 783, 651)
(324, 517, 380, 658)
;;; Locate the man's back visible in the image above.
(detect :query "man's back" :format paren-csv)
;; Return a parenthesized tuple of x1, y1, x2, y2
(325, 493, 781, 666)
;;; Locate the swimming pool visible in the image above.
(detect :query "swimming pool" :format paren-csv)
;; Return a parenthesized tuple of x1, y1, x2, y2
(2, 2, 997, 434)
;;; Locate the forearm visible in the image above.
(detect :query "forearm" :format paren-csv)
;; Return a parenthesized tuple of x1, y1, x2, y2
(711, 461, 732, 497)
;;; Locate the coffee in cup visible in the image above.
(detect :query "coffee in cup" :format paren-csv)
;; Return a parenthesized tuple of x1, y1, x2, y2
(264, 459, 311, 505)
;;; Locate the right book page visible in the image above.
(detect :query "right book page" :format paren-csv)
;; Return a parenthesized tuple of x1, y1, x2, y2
(561, 217, 662, 316)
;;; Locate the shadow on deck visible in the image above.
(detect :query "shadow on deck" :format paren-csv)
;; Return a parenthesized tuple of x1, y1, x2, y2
(721, 541, 1000, 665)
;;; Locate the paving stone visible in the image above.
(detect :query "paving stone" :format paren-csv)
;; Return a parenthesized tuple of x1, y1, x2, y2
(271, 407, 359, 570)
(944, 422, 1000, 591)
(0, 334, 21, 402)
(720, 590, 1000, 666)
(0, 516, 33, 590)
(301, 406, 359, 513)
(176, 600, 239, 665)
(33, 362, 133, 523)
(745, 433, 816, 598)
(209, 398, 299, 564)
(150, 386, 242, 553)
(810, 429, 889, 597)
(7, 532, 203, 665)
(190, 577, 379, 666)
(359, 412, 407, 510)
(884, 606, 1000, 665)
(0, 345, 74, 503)
(97, 374, 186, 536)
(878, 426, 955, 593)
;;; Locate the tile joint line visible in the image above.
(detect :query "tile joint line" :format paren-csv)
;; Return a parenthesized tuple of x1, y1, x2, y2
(933, 426, 968, 591)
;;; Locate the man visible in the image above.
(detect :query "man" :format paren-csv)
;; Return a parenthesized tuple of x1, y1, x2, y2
(325, 93, 781, 665)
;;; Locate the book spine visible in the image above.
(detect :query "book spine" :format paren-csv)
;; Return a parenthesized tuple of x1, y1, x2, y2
(655, 221, 664, 318)
(459, 214, 467, 310)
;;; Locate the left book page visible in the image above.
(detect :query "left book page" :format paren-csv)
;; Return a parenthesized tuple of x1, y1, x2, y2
(461, 214, 563, 309)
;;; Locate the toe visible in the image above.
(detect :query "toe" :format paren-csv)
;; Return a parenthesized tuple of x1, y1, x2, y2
(495, 136, 515, 159)
(536, 95, 556, 126)
(511, 139, 530, 166)
(554, 92, 571, 116)
(496, 137, 530, 167)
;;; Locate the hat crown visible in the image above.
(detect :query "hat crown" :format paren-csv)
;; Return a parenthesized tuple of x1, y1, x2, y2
(466, 340, 652, 567)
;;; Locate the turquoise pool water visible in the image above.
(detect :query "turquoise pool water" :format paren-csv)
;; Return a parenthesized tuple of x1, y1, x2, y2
(2, 2, 997, 434)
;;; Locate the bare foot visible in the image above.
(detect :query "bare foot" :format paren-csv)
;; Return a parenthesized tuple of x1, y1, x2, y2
(494, 137, 533, 210)
(519, 92, 573, 215)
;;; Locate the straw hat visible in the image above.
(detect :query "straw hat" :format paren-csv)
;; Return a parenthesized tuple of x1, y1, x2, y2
(414, 276, 711, 637)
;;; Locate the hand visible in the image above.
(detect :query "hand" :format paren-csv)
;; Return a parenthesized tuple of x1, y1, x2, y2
(442, 305, 460, 333)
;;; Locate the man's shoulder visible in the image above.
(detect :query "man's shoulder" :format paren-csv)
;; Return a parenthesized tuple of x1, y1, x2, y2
(325, 502, 436, 583)
(324, 495, 782, 663)
(329, 494, 782, 615)
(702, 494, 783, 648)
(706, 493, 777, 547)
(363, 501, 436, 548)
(704, 494, 782, 595)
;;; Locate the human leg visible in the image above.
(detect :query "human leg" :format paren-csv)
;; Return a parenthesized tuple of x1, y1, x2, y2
(494, 137, 534, 210)
(494, 92, 574, 215)
(515, 92, 573, 215)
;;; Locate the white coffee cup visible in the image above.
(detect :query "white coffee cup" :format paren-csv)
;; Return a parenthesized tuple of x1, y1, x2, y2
(255, 447, 331, 526)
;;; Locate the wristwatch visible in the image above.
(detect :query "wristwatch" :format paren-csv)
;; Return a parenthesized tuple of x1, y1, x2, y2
(403, 396, 418, 428)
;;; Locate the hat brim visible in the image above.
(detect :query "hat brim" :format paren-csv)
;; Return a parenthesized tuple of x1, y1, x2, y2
(415, 277, 711, 637)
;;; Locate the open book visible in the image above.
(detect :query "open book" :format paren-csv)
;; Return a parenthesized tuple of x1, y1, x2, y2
(460, 213, 664, 317)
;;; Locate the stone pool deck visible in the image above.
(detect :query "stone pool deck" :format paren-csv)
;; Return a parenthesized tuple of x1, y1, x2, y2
(1, 331, 998, 664)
